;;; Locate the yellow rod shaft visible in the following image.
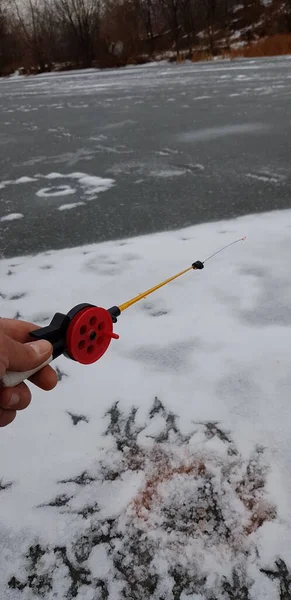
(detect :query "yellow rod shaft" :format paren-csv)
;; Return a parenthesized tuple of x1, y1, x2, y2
(118, 266, 193, 313)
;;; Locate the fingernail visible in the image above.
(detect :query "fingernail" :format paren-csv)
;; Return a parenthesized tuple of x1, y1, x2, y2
(29, 340, 52, 356)
(8, 393, 20, 407)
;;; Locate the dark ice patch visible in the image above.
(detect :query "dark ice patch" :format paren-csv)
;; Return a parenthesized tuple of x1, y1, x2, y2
(240, 264, 267, 279)
(261, 559, 291, 600)
(31, 313, 51, 324)
(13, 311, 22, 320)
(39, 493, 72, 508)
(198, 421, 238, 456)
(151, 308, 168, 317)
(9, 292, 27, 300)
(0, 478, 13, 491)
(67, 412, 89, 426)
(59, 471, 96, 486)
(130, 339, 198, 372)
(8, 544, 52, 597)
(55, 366, 68, 381)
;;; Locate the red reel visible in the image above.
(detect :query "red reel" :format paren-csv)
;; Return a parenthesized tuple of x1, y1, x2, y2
(66, 306, 119, 365)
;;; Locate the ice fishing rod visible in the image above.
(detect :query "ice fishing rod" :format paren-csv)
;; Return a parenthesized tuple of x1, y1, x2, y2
(2, 237, 246, 388)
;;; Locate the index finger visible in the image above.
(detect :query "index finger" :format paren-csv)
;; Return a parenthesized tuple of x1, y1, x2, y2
(0, 318, 41, 344)
(29, 364, 58, 390)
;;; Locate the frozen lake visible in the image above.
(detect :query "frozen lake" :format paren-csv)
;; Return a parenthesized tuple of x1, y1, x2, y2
(0, 55, 291, 257)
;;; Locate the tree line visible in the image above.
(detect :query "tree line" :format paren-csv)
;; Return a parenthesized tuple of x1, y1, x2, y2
(0, 0, 289, 75)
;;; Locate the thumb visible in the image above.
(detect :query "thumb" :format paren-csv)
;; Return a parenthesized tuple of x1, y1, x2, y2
(5, 336, 53, 372)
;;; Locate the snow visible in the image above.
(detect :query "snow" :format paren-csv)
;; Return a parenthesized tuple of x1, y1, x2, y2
(69, 173, 115, 197)
(246, 173, 282, 184)
(179, 123, 267, 143)
(150, 168, 187, 178)
(14, 176, 36, 184)
(0, 213, 24, 222)
(0, 172, 115, 211)
(1, 209, 291, 599)
(233, 3, 244, 12)
(58, 202, 85, 211)
(36, 185, 77, 198)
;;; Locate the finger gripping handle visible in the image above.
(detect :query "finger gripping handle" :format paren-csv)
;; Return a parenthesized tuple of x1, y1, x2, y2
(1, 356, 53, 388)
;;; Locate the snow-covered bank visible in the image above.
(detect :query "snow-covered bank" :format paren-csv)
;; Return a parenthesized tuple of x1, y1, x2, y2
(1, 209, 291, 599)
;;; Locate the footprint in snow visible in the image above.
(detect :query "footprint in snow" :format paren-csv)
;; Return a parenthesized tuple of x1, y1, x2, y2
(141, 301, 169, 318)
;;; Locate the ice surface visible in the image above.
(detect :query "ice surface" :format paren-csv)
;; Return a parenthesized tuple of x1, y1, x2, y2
(1, 56, 291, 260)
(0, 209, 291, 599)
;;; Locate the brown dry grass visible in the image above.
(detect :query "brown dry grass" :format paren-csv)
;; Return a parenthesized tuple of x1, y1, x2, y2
(191, 51, 213, 62)
(230, 34, 291, 58)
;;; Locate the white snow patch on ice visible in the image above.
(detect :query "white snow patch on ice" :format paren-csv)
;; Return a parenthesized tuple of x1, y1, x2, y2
(178, 123, 268, 142)
(36, 185, 76, 198)
(0, 213, 24, 222)
(0, 181, 11, 190)
(44, 172, 66, 179)
(246, 172, 283, 184)
(58, 202, 85, 211)
(103, 119, 137, 130)
(60, 172, 114, 197)
(150, 168, 187, 178)
(14, 176, 36, 184)
(192, 163, 205, 171)
(0, 172, 115, 203)
(155, 150, 170, 156)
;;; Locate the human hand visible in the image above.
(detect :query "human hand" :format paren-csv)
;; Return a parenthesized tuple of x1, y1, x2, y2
(0, 318, 58, 427)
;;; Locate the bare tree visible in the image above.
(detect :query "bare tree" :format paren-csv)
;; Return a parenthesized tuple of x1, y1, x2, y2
(0, 0, 9, 73)
(160, 0, 183, 57)
(286, 0, 291, 31)
(101, 0, 145, 65)
(206, 0, 216, 54)
(139, 0, 156, 55)
(0, 0, 289, 76)
(54, 0, 102, 67)
(180, 0, 197, 55)
(11, 0, 56, 71)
